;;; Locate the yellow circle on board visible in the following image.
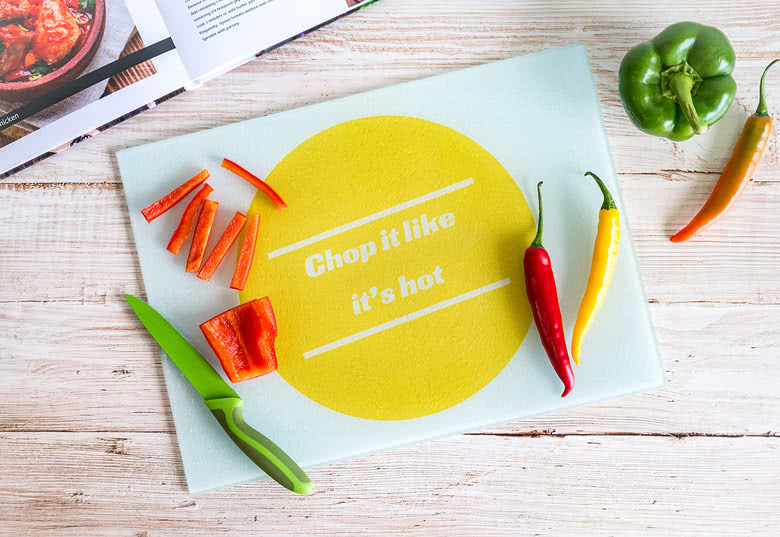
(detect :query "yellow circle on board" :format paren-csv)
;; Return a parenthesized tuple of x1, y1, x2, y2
(240, 116, 535, 420)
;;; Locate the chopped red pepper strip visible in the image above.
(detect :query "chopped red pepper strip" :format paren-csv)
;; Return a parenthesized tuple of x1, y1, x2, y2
(230, 213, 260, 291)
(166, 184, 214, 255)
(197, 212, 248, 281)
(187, 199, 219, 273)
(199, 297, 278, 383)
(141, 169, 210, 223)
(221, 158, 287, 211)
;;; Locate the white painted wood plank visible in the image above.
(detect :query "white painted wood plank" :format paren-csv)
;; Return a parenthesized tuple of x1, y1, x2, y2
(0, 183, 145, 303)
(2, 300, 777, 435)
(1, 432, 777, 536)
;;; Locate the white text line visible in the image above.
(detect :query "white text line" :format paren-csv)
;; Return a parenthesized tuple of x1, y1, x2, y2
(303, 277, 511, 359)
(267, 178, 474, 259)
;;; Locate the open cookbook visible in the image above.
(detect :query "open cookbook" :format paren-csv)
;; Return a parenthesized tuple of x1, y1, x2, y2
(0, 0, 376, 178)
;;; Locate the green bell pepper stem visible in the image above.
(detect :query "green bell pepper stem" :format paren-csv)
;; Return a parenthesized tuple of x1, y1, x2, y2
(756, 59, 780, 117)
(530, 181, 544, 248)
(668, 72, 709, 134)
(618, 22, 736, 141)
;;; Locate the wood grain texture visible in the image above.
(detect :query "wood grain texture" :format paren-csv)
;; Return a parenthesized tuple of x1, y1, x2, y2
(104, 30, 158, 96)
(1, 433, 778, 537)
(2, 0, 780, 535)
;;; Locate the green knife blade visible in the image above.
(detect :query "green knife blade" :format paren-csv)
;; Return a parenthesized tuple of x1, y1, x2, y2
(125, 294, 238, 401)
(125, 294, 312, 495)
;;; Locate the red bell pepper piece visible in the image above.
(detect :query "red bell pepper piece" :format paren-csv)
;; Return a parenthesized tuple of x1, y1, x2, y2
(186, 199, 219, 273)
(200, 297, 278, 382)
(4, 69, 33, 82)
(524, 182, 574, 397)
(221, 158, 287, 211)
(166, 184, 214, 255)
(23, 51, 36, 69)
(197, 212, 248, 281)
(230, 213, 260, 291)
(141, 169, 210, 223)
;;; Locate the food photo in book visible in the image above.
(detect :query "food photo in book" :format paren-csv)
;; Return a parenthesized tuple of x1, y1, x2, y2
(0, 0, 100, 95)
(0, 0, 379, 178)
(0, 0, 157, 148)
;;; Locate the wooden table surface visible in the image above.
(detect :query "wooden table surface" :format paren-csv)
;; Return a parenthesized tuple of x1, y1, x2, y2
(2, 1, 779, 535)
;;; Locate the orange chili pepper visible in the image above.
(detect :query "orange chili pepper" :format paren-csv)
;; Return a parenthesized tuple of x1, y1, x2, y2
(671, 59, 778, 242)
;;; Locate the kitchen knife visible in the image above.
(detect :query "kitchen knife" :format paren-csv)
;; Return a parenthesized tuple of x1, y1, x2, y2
(125, 294, 312, 495)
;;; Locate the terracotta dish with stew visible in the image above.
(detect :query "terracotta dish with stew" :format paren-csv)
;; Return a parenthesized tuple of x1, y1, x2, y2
(0, 0, 105, 102)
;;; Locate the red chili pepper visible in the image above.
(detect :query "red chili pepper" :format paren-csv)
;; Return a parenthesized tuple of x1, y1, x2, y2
(198, 212, 248, 281)
(230, 213, 260, 291)
(524, 182, 575, 397)
(199, 297, 278, 383)
(141, 169, 210, 223)
(186, 199, 219, 273)
(221, 158, 288, 211)
(166, 183, 213, 255)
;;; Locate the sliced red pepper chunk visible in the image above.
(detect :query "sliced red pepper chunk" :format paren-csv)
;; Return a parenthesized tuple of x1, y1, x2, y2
(23, 51, 36, 69)
(230, 213, 260, 291)
(187, 199, 219, 273)
(141, 169, 210, 223)
(4, 69, 33, 82)
(221, 158, 287, 211)
(167, 183, 214, 255)
(197, 212, 248, 281)
(200, 297, 278, 382)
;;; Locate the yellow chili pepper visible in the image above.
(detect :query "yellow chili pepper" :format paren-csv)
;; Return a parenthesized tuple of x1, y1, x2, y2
(571, 171, 620, 365)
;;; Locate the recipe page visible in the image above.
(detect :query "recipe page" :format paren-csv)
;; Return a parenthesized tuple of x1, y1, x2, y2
(0, 0, 189, 177)
(156, 0, 370, 85)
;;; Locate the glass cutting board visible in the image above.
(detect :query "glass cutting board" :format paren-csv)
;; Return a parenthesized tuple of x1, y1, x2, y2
(118, 44, 663, 494)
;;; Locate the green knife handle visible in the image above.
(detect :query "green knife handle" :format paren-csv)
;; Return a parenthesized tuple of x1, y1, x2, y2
(205, 397, 312, 495)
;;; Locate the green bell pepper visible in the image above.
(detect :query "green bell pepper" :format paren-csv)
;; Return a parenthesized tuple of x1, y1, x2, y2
(619, 22, 737, 141)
